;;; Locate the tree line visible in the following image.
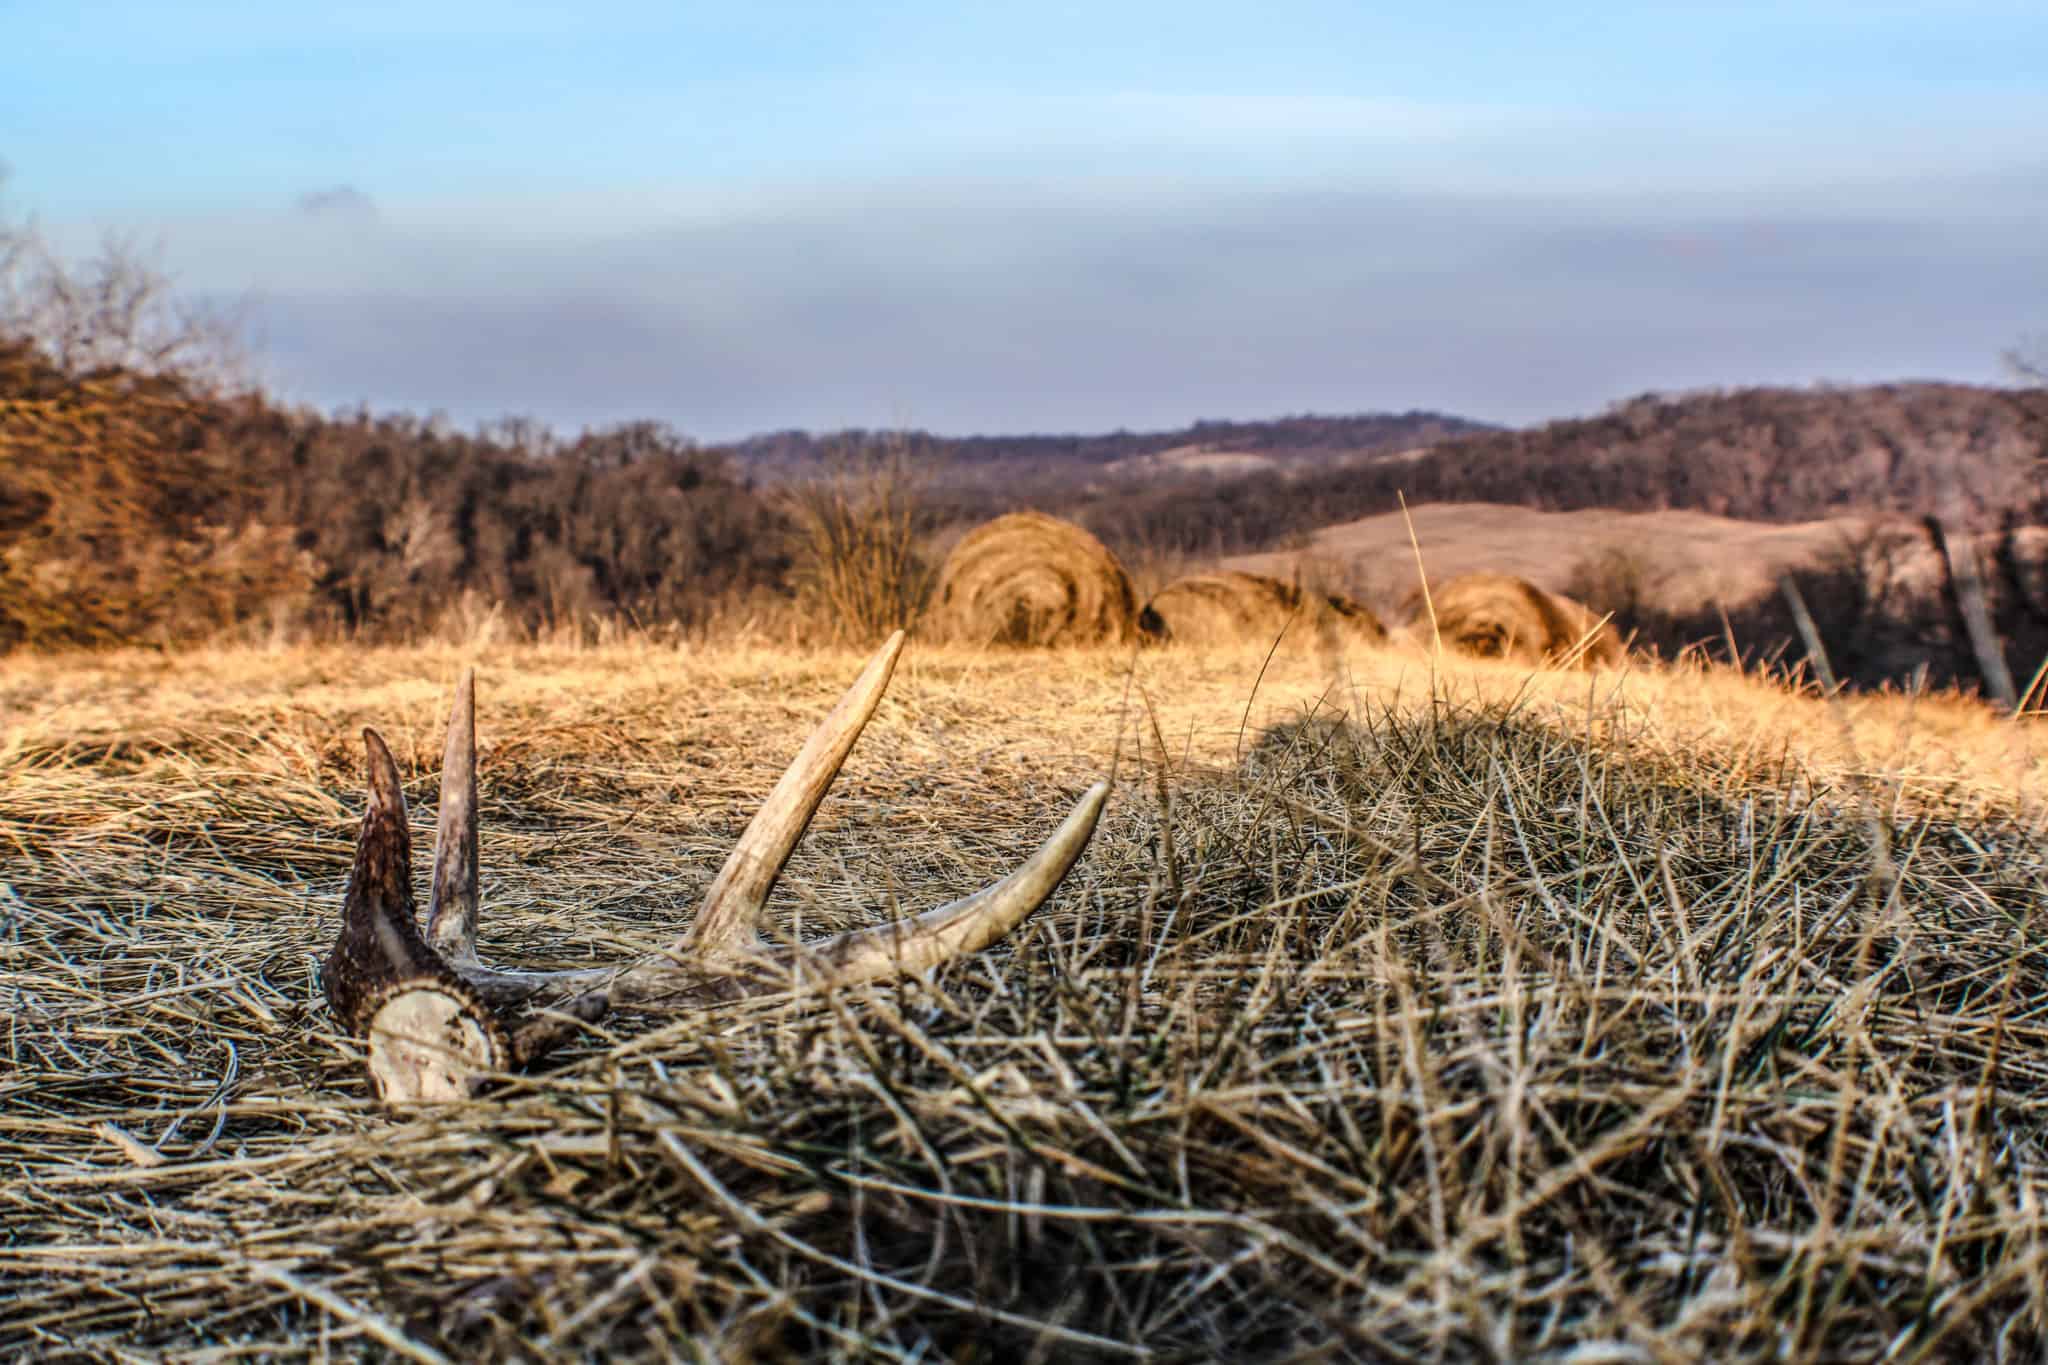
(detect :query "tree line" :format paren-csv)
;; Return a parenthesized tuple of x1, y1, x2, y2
(0, 335, 790, 649)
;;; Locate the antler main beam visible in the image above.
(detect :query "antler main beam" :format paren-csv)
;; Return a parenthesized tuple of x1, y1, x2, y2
(321, 633, 1110, 1104)
(683, 631, 907, 961)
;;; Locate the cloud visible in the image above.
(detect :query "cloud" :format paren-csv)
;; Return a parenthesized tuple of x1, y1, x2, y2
(174, 169, 2048, 439)
(294, 185, 379, 223)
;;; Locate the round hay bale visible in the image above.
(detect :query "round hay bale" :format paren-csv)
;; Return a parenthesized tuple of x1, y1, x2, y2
(926, 512, 1139, 647)
(1140, 571, 1388, 648)
(1408, 572, 1624, 667)
(1320, 587, 1394, 648)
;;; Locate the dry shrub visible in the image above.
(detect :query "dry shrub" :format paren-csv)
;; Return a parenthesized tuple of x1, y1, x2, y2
(1562, 540, 1670, 627)
(783, 440, 935, 644)
(925, 510, 1139, 646)
(1139, 569, 1388, 648)
(1411, 570, 1625, 667)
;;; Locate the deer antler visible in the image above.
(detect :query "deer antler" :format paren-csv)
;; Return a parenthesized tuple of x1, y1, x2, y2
(322, 632, 1110, 1104)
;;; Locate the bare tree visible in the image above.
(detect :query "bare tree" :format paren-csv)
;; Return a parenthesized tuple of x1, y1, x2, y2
(0, 198, 248, 391)
(2002, 334, 2048, 461)
(2005, 334, 2048, 384)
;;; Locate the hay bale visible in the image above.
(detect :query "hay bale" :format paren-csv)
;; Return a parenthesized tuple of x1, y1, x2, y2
(926, 512, 1139, 647)
(1140, 571, 1388, 648)
(1409, 572, 1624, 667)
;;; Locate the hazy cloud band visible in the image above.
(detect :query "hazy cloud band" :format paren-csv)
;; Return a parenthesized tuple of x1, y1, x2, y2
(163, 171, 2048, 439)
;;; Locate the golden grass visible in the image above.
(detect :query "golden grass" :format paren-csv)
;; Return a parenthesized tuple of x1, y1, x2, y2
(9, 634, 2028, 819)
(3, 635, 2045, 1358)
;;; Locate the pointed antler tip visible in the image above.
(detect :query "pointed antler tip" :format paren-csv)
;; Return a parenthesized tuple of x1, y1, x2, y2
(1068, 779, 1113, 839)
(429, 662, 483, 962)
(865, 630, 908, 685)
(361, 728, 405, 811)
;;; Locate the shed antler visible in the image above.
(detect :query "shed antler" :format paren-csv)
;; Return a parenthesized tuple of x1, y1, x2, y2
(323, 633, 1109, 1104)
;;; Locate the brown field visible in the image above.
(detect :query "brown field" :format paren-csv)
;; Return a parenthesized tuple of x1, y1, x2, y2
(1225, 500, 1868, 612)
(4, 635, 2047, 1359)
(1104, 445, 1279, 480)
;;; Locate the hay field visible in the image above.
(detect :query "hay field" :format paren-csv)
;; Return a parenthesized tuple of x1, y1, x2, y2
(4, 635, 2047, 1360)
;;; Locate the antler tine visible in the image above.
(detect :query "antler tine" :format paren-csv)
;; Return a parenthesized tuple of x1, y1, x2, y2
(764, 779, 1110, 988)
(326, 729, 428, 1032)
(325, 728, 510, 1103)
(425, 667, 481, 965)
(683, 630, 906, 959)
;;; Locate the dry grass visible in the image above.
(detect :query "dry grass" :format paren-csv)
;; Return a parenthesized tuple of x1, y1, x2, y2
(4, 635, 2046, 1360)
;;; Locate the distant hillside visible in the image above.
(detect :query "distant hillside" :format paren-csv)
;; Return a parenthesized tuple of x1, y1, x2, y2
(1084, 382, 2046, 559)
(717, 410, 1493, 496)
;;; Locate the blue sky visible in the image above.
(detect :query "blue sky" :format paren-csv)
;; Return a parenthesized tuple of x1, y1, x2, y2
(5, 2, 2046, 436)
